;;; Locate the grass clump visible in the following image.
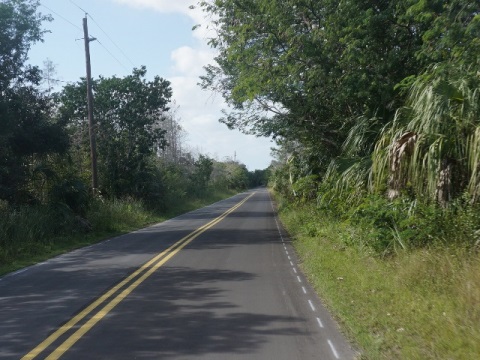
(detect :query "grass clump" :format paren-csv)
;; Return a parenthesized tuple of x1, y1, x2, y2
(0, 198, 162, 275)
(0, 189, 237, 276)
(276, 196, 480, 359)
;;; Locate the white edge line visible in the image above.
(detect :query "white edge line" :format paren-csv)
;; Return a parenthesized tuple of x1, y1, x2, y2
(316, 317, 324, 328)
(10, 268, 29, 276)
(327, 339, 340, 359)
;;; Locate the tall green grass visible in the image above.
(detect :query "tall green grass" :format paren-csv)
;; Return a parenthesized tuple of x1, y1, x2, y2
(0, 198, 161, 274)
(277, 197, 480, 359)
(0, 206, 67, 262)
(87, 197, 159, 233)
(0, 189, 237, 275)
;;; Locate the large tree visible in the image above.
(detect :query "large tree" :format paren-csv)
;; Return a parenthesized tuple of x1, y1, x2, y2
(199, 0, 427, 170)
(0, 0, 68, 203)
(58, 67, 172, 199)
(372, 1, 480, 204)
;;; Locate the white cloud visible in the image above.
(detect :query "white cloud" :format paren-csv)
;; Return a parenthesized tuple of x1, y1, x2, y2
(112, 0, 195, 14)
(112, 0, 212, 40)
(171, 46, 214, 77)
(113, 0, 273, 169)
(168, 59, 273, 170)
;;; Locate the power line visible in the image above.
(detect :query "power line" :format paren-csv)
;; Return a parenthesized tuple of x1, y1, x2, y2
(69, 0, 88, 16)
(96, 39, 130, 72)
(68, 1, 135, 71)
(40, 3, 82, 31)
(87, 14, 136, 68)
(48, 78, 71, 83)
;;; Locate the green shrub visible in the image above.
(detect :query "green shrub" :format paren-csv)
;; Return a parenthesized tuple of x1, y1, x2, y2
(292, 175, 318, 203)
(276, 191, 480, 359)
(87, 197, 153, 233)
(0, 204, 78, 264)
(50, 177, 90, 215)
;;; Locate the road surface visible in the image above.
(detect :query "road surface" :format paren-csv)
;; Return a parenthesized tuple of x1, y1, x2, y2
(0, 189, 356, 359)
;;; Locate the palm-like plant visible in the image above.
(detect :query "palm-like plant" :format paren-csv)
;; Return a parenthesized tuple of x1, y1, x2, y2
(319, 115, 378, 208)
(372, 65, 480, 205)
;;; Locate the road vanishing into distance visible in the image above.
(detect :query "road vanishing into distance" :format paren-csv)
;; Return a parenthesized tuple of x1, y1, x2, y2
(0, 189, 356, 359)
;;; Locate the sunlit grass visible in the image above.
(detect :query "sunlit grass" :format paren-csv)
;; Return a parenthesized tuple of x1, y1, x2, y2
(278, 200, 480, 359)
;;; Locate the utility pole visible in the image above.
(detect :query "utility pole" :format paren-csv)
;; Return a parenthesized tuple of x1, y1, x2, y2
(83, 16, 98, 192)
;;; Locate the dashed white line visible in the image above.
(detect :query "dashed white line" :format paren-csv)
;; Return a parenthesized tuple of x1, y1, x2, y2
(316, 317, 324, 328)
(288, 256, 291, 260)
(327, 339, 340, 359)
(273, 197, 328, 347)
(271, 196, 341, 359)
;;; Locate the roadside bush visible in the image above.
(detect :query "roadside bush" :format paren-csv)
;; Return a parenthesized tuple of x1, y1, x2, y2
(86, 197, 154, 233)
(276, 191, 480, 359)
(292, 175, 318, 203)
(0, 204, 79, 264)
(316, 179, 366, 219)
(343, 193, 480, 254)
(50, 177, 90, 215)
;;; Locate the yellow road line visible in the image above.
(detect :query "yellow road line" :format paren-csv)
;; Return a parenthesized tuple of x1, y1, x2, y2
(22, 192, 255, 360)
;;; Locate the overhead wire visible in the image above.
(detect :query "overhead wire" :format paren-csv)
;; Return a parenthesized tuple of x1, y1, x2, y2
(39, 3, 82, 32)
(40, 1, 134, 75)
(69, 0, 88, 16)
(87, 14, 137, 68)
(68, 0, 135, 72)
(96, 39, 130, 72)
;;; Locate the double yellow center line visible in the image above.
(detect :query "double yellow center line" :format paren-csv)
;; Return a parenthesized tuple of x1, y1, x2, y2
(22, 192, 255, 360)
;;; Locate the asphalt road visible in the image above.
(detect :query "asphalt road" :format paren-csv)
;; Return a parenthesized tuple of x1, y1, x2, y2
(0, 189, 356, 359)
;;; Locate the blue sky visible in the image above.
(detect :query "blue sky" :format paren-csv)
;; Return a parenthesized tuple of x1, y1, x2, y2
(28, 0, 273, 170)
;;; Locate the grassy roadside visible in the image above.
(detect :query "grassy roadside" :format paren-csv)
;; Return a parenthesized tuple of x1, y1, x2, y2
(275, 196, 480, 359)
(0, 189, 237, 276)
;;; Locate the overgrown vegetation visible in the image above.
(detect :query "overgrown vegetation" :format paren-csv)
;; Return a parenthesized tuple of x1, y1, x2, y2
(3, 1, 480, 355)
(0, 0, 269, 274)
(0, 189, 238, 275)
(200, 0, 480, 240)
(276, 195, 480, 359)
(200, 0, 480, 358)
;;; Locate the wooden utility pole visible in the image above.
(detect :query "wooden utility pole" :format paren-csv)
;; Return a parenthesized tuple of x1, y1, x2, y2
(83, 16, 98, 191)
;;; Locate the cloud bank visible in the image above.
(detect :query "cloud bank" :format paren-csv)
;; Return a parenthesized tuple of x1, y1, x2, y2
(112, 0, 273, 170)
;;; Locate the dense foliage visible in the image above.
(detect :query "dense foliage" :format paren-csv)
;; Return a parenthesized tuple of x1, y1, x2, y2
(0, 0, 266, 266)
(0, 0, 68, 203)
(200, 0, 480, 251)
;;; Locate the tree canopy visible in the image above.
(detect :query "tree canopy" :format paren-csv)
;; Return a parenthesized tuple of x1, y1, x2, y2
(57, 67, 172, 198)
(0, 0, 68, 203)
(200, 0, 480, 205)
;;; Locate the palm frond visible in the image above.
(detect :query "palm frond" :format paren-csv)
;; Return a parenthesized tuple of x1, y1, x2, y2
(372, 64, 480, 204)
